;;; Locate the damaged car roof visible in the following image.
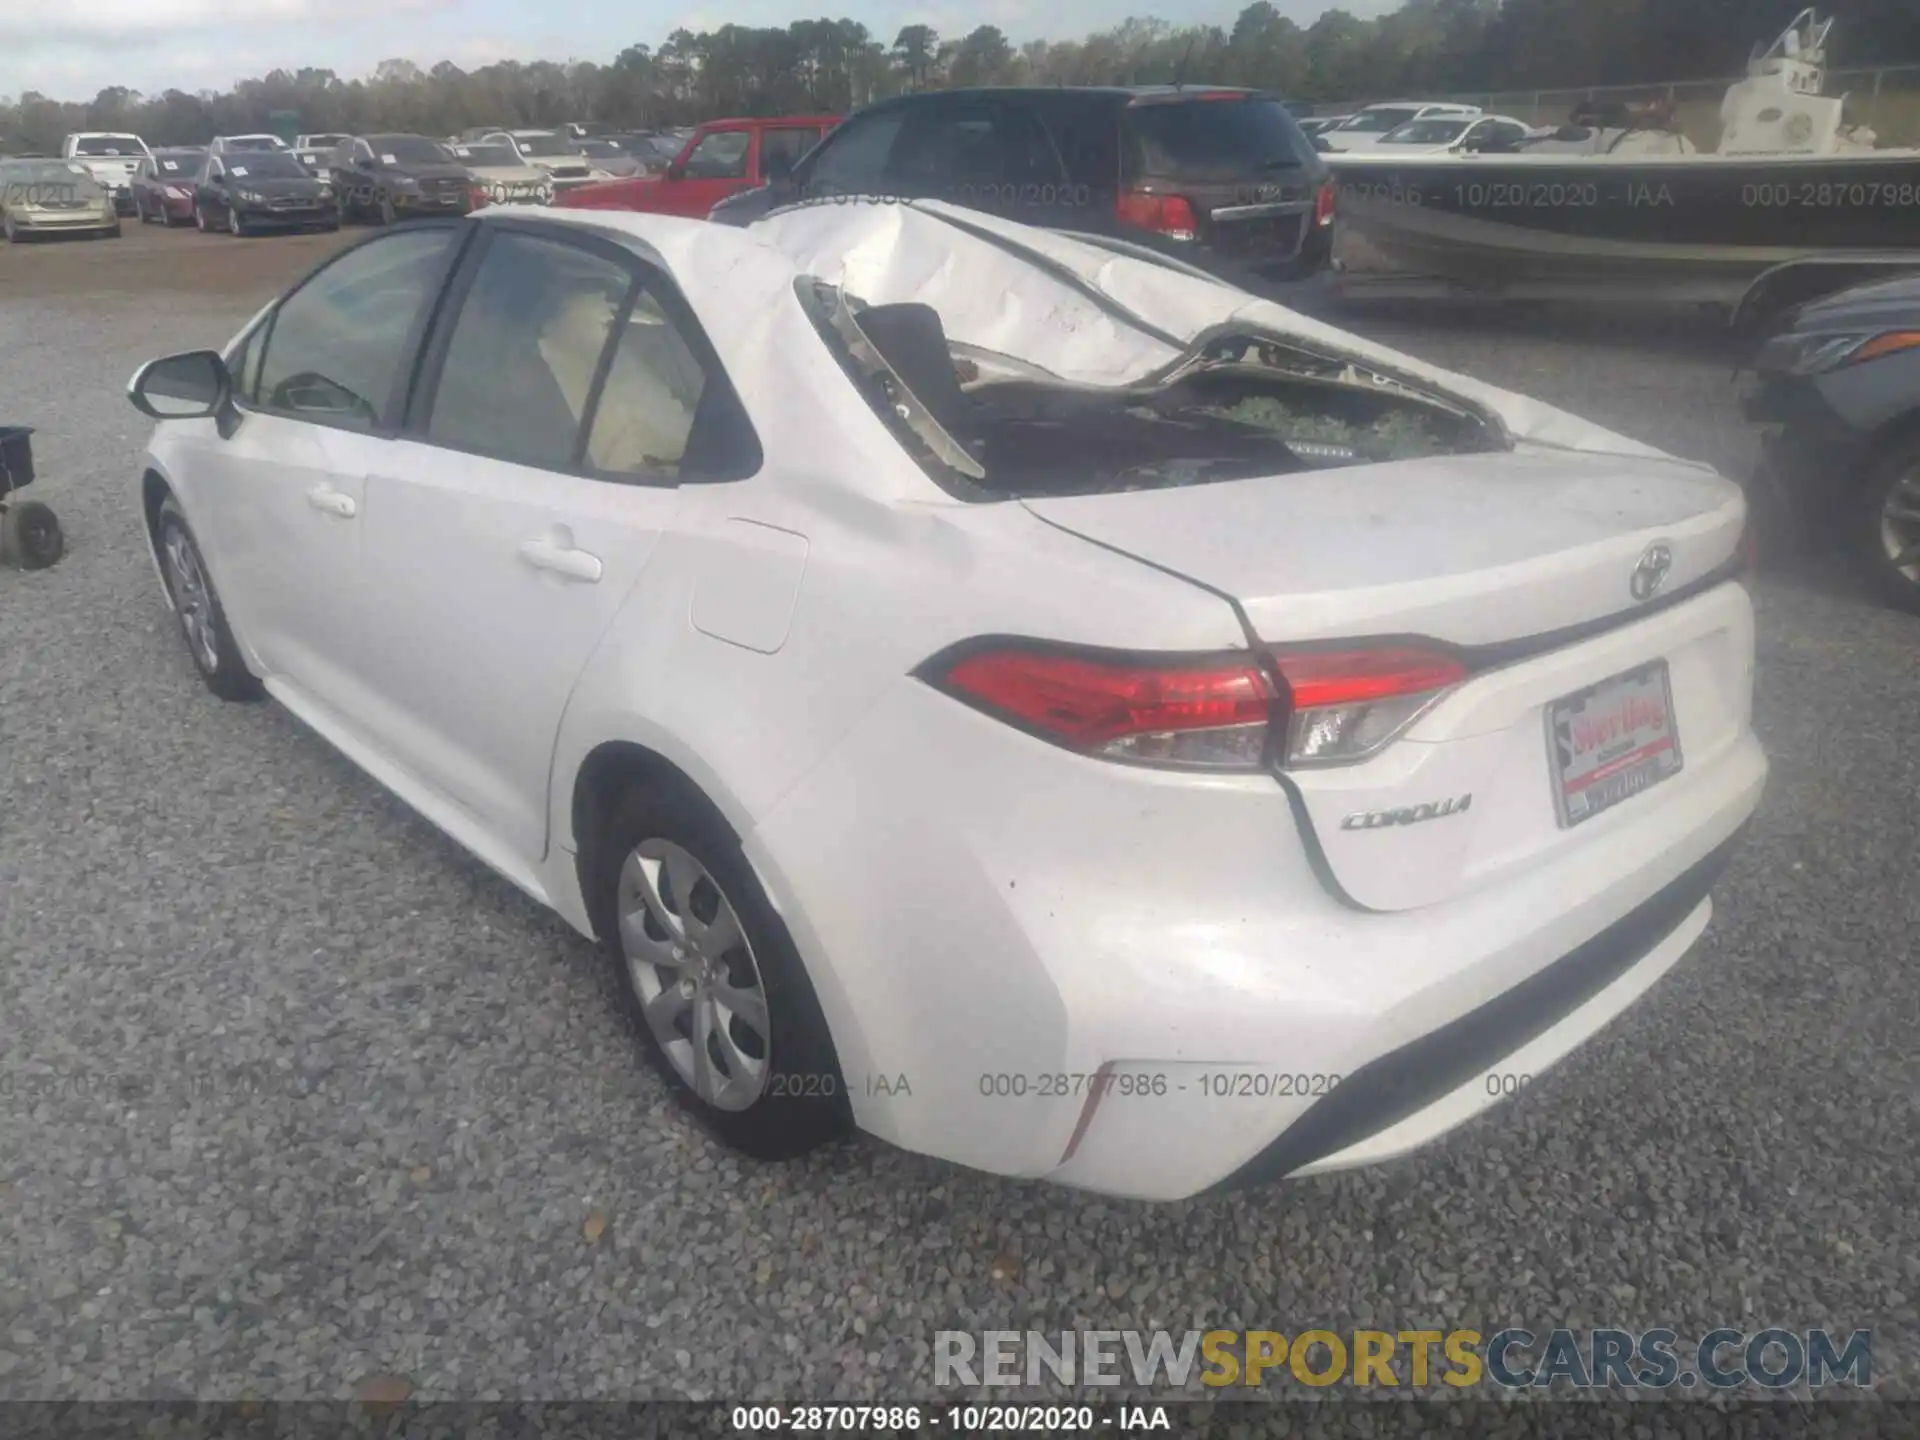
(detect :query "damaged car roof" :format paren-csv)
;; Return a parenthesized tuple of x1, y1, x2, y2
(514, 200, 1686, 466)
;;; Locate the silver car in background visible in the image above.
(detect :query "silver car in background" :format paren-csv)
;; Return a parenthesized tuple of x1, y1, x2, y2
(2, 158, 121, 241)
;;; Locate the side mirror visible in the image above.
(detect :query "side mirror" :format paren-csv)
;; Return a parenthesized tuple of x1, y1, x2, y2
(666, 159, 687, 182)
(1312, 135, 1333, 153)
(128, 351, 231, 421)
(355, 155, 375, 170)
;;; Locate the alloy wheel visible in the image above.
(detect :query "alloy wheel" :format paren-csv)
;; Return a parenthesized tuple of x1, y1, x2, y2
(616, 839, 772, 1112)
(161, 525, 220, 673)
(1880, 463, 1920, 583)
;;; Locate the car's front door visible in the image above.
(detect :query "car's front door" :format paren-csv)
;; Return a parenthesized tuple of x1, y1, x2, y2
(662, 127, 751, 217)
(353, 223, 736, 860)
(184, 224, 466, 718)
(195, 158, 229, 226)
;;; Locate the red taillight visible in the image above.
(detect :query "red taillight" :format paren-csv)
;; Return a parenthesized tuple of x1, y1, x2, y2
(1314, 179, 1337, 228)
(1116, 188, 1199, 242)
(1270, 646, 1468, 767)
(468, 186, 490, 210)
(935, 645, 1275, 769)
(926, 640, 1469, 771)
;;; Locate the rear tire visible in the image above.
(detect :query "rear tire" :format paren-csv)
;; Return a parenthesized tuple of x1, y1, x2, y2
(155, 495, 265, 702)
(1855, 438, 1920, 614)
(590, 780, 852, 1161)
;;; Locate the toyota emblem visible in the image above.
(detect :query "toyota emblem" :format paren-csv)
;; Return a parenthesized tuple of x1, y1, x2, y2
(1630, 543, 1673, 601)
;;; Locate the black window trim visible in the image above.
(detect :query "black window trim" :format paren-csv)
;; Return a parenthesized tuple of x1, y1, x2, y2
(402, 215, 761, 489)
(233, 218, 473, 440)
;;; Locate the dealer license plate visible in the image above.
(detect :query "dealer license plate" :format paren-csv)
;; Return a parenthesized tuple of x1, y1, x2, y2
(1546, 661, 1684, 828)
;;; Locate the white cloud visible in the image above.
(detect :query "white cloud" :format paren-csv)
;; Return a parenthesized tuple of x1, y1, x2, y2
(0, 0, 456, 45)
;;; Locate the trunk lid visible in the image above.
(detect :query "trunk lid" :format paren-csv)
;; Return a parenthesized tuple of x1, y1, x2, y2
(1025, 449, 1751, 913)
(1020, 447, 1742, 647)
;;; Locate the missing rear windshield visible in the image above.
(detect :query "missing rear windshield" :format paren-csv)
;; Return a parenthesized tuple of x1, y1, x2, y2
(798, 280, 1506, 501)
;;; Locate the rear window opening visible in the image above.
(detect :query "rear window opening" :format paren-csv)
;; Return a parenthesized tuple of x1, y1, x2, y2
(799, 281, 1506, 500)
(1123, 97, 1319, 180)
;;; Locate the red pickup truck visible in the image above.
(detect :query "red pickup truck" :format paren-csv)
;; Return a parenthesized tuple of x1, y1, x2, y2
(557, 115, 839, 218)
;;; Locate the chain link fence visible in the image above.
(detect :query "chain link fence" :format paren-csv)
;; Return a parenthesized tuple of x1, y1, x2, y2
(1313, 64, 1920, 150)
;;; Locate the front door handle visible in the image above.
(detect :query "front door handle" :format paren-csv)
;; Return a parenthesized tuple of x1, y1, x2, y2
(518, 537, 603, 583)
(305, 485, 357, 518)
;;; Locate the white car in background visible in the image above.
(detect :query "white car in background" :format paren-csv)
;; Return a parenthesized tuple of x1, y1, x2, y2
(123, 201, 1765, 1201)
(60, 132, 152, 213)
(1320, 101, 1484, 151)
(1365, 113, 1539, 154)
(446, 140, 554, 206)
(479, 129, 600, 193)
(210, 134, 291, 156)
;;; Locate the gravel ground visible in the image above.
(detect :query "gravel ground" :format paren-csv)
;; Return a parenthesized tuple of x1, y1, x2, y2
(1, 231, 1916, 1409)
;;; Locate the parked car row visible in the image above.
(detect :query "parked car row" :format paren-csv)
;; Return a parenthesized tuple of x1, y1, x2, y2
(6, 126, 689, 242)
(560, 87, 1342, 287)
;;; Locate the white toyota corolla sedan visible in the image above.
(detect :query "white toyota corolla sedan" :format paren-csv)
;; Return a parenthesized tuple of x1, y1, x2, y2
(128, 200, 1766, 1201)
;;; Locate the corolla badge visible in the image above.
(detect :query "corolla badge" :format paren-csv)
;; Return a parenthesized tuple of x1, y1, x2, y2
(1340, 794, 1473, 830)
(1630, 543, 1673, 602)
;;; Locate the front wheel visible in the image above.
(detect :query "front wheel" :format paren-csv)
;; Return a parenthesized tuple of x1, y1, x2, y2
(593, 783, 851, 1160)
(1857, 439, 1920, 614)
(155, 495, 264, 701)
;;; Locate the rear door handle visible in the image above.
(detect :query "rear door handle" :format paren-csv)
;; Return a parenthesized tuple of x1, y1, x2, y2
(518, 537, 603, 583)
(305, 485, 357, 518)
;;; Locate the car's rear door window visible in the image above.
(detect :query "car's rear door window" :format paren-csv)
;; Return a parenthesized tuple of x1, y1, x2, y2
(1125, 98, 1318, 181)
(253, 227, 460, 431)
(423, 230, 636, 470)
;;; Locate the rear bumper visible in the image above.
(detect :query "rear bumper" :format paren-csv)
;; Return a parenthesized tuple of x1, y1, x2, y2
(747, 642, 1767, 1200)
(1207, 825, 1742, 1192)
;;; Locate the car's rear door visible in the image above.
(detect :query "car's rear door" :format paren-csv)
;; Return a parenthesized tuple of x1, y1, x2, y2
(352, 221, 744, 861)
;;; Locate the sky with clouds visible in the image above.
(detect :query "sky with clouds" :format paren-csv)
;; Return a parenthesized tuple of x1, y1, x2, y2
(2, 0, 1399, 104)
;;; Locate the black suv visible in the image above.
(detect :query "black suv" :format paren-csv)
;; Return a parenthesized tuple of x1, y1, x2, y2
(709, 86, 1335, 285)
(327, 133, 476, 224)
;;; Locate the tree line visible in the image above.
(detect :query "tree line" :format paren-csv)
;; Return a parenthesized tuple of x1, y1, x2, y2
(4, 0, 1917, 153)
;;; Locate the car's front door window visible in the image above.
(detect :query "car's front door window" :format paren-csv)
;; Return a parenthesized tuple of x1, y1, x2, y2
(682, 130, 749, 180)
(253, 227, 460, 432)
